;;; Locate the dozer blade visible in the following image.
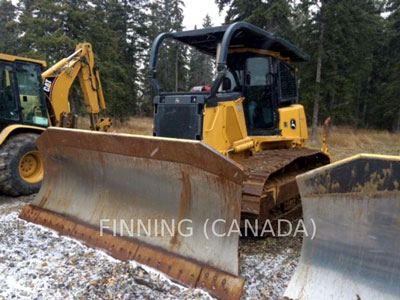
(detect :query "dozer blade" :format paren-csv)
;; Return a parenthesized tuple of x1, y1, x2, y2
(283, 154, 400, 300)
(19, 128, 245, 299)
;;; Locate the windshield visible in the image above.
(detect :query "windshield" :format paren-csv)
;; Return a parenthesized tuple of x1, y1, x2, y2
(0, 64, 19, 120)
(15, 62, 48, 126)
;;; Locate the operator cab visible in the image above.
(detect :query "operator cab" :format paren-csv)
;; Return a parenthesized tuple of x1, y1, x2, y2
(221, 53, 298, 136)
(0, 54, 48, 130)
(150, 22, 308, 140)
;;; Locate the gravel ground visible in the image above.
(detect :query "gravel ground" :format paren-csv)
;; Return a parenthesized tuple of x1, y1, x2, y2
(0, 195, 301, 300)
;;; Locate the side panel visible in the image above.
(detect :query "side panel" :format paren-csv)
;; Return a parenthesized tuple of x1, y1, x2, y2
(202, 97, 248, 154)
(284, 154, 400, 300)
(278, 104, 307, 141)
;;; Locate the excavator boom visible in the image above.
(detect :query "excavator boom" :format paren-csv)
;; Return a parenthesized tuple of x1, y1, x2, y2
(42, 43, 110, 130)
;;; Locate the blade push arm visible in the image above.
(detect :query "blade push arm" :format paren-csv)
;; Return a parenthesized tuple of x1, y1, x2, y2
(42, 43, 111, 131)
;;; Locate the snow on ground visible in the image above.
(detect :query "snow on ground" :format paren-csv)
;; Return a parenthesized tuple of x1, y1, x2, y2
(0, 196, 301, 300)
(240, 236, 301, 299)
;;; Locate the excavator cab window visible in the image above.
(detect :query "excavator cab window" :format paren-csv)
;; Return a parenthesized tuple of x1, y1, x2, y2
(0, 63, 19, 120)
(15, 63, 48, 127)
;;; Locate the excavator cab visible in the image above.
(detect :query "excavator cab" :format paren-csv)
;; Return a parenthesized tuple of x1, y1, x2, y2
(0, 56, 48, 129)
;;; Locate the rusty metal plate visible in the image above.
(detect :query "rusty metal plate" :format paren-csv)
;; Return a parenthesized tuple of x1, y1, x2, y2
(21, 128, 244, 296)
(284, 154, 400, 300)
(32, 128, 243, 275)
(20, 204, 244, 300)
(134, 245, 201, 287)
(19, 204, 41, 222)
(197, 266, 245, 300)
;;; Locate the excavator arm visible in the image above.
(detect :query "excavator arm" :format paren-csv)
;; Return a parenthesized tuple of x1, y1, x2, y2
(41, 43, 111, 131)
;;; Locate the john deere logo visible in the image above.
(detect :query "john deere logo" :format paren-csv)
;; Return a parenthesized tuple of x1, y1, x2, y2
(290, 119, 296, 130)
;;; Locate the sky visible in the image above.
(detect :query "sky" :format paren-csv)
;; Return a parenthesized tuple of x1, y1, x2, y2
(182, 0, 227, 30)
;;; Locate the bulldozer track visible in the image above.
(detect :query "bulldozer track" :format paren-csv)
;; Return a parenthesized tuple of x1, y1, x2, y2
(241, 147, 330, 223)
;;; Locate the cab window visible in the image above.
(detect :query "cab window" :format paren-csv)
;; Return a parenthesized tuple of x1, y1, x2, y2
(15, 63, 48, 126)
(279, 61, 297, 104)
(244, 56, 275, 132)
(0, 64, 19, 120)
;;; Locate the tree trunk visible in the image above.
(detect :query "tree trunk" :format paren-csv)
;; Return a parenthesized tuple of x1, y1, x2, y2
(175, 47, 179, 91)
(354, 84, 362, 129)
(329, 92, 335, 128)
(311, 15, 325, 144)
(396, 108, 400, 133)
(361, 101, 367, 127)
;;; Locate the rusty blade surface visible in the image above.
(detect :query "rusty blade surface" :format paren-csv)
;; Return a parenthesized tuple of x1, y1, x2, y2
(22, 128, 244, 292)
(20, 204, 244, 300)
(284, 154, 400, 300)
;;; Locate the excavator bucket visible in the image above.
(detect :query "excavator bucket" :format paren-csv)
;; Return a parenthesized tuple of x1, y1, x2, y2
(283, 154, 400, 300)
(19, 128, 245, 299)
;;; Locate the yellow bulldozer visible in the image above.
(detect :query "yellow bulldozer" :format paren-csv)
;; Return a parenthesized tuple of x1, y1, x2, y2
(19, 22, 399, 299)
(0, 43, 109, 196)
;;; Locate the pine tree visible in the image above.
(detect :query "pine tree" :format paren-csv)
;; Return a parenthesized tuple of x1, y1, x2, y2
(3, 0, 395, 129)
(200, 14, 215, 84)
(188, 15, 214, 88)
(292, 0, 384, 132)
(0, 0, 19, 54)
(18, 0, 73, 62)
(146, 0, 187, 93)
(17, 0, 149, 120)
(381, 0, 400, 131)
(216, 0, 293, 37)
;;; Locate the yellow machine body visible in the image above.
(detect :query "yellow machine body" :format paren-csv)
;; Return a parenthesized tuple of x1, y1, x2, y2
(0, 53, 47, 68)
(202, 98, 308, 158)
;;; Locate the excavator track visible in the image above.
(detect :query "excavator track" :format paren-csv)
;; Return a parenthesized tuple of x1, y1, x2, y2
(240, 148, 330, 225)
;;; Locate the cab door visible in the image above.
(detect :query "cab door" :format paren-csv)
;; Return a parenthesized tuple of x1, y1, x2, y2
(243, 56, 279, 136)
(14, 62, 48, 127)
(0, 62, 21, 124)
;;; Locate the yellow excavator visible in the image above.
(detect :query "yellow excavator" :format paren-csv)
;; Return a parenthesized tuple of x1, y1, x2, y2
(19, 23, 337, 299)
(0, 43, 109, 196)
